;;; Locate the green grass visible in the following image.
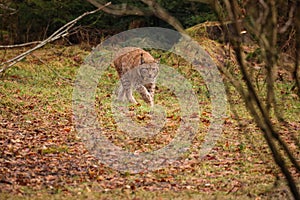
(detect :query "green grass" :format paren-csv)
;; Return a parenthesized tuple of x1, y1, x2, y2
(40, 145, 69, 155)
(0, 45, 298, 200)
(0, 189, 257, 200)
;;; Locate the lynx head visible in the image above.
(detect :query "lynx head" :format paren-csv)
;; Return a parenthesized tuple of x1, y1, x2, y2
(138, 53, 159, 83)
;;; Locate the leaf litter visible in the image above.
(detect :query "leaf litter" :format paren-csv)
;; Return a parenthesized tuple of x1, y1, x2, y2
(0, 46, 299, 199)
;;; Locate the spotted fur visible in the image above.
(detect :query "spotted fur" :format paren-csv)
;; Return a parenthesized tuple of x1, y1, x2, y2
(113, 47, 159, 106)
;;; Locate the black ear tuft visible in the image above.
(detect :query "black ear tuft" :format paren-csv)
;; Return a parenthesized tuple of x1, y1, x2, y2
(140, 53, 145, 64)
(156, 54, 161, 64)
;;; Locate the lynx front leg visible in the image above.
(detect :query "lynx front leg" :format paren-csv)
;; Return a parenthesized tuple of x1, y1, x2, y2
(125, 87, 137, 104)
(144, 83, 156, 98)
(121, 78, 137, 104)
(136, 85, 153, 106)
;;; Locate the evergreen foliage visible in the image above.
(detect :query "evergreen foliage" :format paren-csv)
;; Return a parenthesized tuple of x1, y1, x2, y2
(0, 0, 216, 44)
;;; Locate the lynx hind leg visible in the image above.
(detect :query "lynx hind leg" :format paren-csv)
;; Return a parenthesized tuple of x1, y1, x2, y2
(136, 85, 153, 106)
(116, 84, 126, 102)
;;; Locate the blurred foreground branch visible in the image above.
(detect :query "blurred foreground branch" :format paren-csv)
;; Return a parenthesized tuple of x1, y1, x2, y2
(214, 0, 299, 198)
(294, 0, 300, 96)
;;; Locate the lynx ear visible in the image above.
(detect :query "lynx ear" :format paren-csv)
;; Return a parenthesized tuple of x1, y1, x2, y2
(140, 53, 145, 64)
(155, 55, 161, 64)
(155, 58, 161, 64)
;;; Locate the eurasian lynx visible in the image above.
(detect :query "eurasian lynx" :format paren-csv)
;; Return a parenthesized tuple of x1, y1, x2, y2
(113, 47, 159, 106)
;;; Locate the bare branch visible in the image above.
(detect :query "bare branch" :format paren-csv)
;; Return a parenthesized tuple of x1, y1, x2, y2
(86, 0, 185, 33)
(86, 0, 152, 16)
(0, 2, 111, 74)
(279, 2, 296, 34)
(186, 0, 212, 3)
(30, 53, 71, 82)
(140, 0, 185, 33)
(0, 3, 17, 16)
(0, 41, 42, 49)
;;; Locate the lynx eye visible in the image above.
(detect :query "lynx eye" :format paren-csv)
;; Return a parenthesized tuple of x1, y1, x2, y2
(140, 68, 148, 73)
(150, 67, 158, 74)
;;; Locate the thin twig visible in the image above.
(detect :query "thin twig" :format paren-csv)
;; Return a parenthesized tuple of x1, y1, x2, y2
(30, 53, 71, 83)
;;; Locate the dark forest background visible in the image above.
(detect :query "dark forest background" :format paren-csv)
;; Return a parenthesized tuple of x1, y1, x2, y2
(0, 0, 215, 44)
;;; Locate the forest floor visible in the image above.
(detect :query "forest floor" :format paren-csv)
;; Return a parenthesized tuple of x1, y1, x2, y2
(0, 44, 299, 200)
